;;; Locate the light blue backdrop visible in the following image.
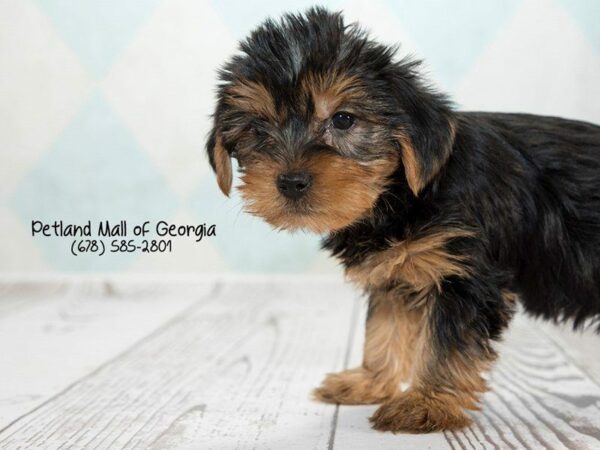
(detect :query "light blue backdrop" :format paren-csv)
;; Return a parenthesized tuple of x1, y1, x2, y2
(1, 0, 599, 272)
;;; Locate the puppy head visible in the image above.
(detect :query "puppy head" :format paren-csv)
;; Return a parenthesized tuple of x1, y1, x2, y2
(207, 7, 455, 233)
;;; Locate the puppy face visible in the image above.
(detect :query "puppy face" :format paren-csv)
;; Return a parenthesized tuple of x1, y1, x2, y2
(221, 73, 400, 233)
(207, 8, 456, 233)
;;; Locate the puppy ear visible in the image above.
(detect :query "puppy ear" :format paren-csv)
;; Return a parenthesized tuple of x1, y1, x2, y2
(206, 128, 233, 197)
(396, 115, 456, 196)
(390, 62, 457, 196)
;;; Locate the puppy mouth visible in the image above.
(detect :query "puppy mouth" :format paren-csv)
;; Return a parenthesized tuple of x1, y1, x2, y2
(279, 196, 323, 227)
(239, 155, 396, 234)
(240, 178, 324, 232)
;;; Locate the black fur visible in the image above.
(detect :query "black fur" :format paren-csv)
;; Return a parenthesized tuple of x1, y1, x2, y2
(326, 111, 600, 332)
(208, 7, 600, 361)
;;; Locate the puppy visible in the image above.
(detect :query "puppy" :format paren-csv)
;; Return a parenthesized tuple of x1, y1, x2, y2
(206, 8, 600, 433)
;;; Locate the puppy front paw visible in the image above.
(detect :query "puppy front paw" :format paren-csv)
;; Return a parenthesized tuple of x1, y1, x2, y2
(369, 390, 472, 433)
(313, 367, 393, 405)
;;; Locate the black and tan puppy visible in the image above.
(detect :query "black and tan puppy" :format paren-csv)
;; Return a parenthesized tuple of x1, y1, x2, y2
(206, 8, 600, 433)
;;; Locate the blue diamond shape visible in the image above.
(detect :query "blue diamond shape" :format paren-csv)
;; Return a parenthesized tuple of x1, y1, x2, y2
(386, 0, 522, 90)
(35, 0, 161, 78)
(12, 93, 178, 271)
(189, 169, 322, 273)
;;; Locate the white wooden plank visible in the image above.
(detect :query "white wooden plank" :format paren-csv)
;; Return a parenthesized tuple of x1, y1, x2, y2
(334, 306, 600, 450)
(0, 279, 67, 319)
(1, 278, 598, 449)
(0, 278, 215, 433)
(0, 279, 359, 449)
(452, 315, 600, 450)
(537, 320, 600, 381)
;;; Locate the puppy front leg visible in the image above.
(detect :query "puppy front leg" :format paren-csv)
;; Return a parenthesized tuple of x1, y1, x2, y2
(370, 275, 514, 433)
(314, 290, 421, 405)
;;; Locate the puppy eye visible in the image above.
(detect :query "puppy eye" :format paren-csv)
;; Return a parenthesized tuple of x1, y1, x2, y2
(331, 111, 355, 130)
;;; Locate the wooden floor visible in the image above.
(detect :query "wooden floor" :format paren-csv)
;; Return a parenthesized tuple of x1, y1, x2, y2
(0, 276, 598, 450)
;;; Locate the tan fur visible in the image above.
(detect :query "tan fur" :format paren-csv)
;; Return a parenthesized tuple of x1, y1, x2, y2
(314, 280, 493, 430)
(363, 291, 424, 384)
(501, 290, 518, 303)
(367, 321, 494, 432)
(368, 309, 494, 432)
(396, 132, 423, 196)
(313, 367, 390, 405)
(315, 227, 495, 432)
(301, 72, 362, 120)
(221, 71, 398, 233)
(314, 290, 426, 405)
(437, 350, 492, 408)
(223, 71, 490, 434)
(318, 228, 475, 409)
(239, 152, 398, 233)
(346, 228, 473, 293)
(370, 345, 494, 432)
(369, 389, 472, 432)
(226, 80, 279, 122)
(213, 135, 232, 196)
(395, 119, 457, 196)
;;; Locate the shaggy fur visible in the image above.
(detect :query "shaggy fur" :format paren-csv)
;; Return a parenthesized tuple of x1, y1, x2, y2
(206, 7, 600, 433)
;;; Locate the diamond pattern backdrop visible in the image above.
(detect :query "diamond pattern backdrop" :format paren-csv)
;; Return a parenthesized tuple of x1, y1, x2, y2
(1, 0, 599, 273)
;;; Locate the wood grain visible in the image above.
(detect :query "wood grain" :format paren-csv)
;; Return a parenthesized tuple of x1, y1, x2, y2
(334, 304, 600, 450)
(448, 315, 600, 450)
(0, 278, 358, 449)
(0, 278, 212, 433)
(0, 277, 598, 449)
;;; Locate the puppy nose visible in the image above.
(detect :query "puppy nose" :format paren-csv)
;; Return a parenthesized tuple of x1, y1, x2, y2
(277, 171, 313, 199)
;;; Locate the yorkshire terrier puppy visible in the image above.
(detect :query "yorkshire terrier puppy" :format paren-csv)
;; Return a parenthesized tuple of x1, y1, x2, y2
(206, 8, 600, 433)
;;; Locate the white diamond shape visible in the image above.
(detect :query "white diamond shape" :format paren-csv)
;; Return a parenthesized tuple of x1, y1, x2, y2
(342, 0, 419, 54)
(0, 0, 93, 198)
(455, 0, 600, 124)
(104, 0, 238, 199)
(0, 206, 50, 271)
